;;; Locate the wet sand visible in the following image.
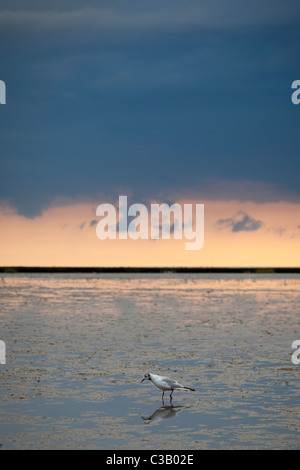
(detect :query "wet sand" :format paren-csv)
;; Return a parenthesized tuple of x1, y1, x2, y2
(0, 273, 299, 449)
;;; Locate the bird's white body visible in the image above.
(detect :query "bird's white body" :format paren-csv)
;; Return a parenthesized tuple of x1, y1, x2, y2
(141, 372, 195, 402)
(149, 373, 187, 391)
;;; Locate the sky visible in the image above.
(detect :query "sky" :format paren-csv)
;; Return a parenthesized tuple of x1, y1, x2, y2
(0, 0, 300, 267)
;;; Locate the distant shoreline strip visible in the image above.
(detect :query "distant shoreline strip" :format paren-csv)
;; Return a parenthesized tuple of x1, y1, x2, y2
(0, 267, 300, 274)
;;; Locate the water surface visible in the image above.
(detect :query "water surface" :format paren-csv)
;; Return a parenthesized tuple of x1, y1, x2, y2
(0, 273, 299, 449)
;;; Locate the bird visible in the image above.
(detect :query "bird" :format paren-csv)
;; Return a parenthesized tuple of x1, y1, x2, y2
(141, 372, 195, 403)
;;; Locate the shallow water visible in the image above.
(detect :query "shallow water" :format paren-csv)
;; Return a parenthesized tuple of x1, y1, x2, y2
(0, 273, 299, 449)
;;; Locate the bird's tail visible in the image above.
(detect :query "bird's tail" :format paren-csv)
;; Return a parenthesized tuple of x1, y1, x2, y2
(183, 386, 195, 391)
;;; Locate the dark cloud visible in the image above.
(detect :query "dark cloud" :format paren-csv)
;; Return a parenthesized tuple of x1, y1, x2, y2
(217, 211, 262, 232)
(0, 1, 300, 217)
(1, 1, 299, 33)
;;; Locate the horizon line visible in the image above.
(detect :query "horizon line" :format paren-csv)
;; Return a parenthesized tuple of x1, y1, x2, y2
(1, 266, 300, 273)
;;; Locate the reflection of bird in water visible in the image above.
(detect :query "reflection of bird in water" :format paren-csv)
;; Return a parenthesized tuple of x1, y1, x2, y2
(141, 405, 183, 424)
(141, 372, 195, 404)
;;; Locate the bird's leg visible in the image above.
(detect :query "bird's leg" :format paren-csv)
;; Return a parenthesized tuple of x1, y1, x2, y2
(170, 389, 174, 402)
(162, 391, 164, 404)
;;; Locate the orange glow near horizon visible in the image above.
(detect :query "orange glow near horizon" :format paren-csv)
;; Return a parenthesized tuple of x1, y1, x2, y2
(0, 199, 300, 267)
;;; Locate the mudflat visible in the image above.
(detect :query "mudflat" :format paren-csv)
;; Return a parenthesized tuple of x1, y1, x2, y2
(0, 273, 299, 449)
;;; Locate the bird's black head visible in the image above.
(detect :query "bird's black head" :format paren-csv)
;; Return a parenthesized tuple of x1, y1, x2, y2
(141, 372, 151, 383)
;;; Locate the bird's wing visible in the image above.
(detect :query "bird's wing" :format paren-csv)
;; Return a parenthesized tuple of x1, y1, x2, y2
(163, 377, 183, 388)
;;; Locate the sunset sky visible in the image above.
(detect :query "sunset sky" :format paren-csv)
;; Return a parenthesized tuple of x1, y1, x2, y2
(0, 1, 300, 267)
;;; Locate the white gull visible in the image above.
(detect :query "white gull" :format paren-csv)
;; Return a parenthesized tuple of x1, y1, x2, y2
(141, 372, 195, 403)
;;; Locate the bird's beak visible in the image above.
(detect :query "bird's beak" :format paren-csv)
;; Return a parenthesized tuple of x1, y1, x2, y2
(141, 378, 145, 383)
